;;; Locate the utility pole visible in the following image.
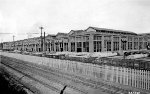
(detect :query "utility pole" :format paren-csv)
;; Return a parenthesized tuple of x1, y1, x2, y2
(13, 35, 15, 41)
(40, 26, 44, 52)
(13, 35, 15, 50)
(43, 32, 46, 54)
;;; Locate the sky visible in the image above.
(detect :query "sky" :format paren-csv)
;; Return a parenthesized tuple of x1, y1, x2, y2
(0, 0, 150, 42)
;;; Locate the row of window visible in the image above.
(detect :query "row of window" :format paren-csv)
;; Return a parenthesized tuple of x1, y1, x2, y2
(70, 36, 90, 41)
(71, 42, 90, 52)
(94, 41, 102, 52)
(13, 41, 148, 52)
(70, 41, 148, 52)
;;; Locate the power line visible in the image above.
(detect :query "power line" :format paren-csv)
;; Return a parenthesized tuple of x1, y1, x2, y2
(0, 32, 49, 35)
(0, 33, 13, 34)
(0, 33, 40, 35)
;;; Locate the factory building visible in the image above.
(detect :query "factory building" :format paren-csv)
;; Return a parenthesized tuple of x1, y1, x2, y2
(68, 27, 150, 53)
(2, 26, 150, 53)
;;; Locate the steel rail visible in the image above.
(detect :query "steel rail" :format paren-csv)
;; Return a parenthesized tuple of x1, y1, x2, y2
(1, 59, 64, 94)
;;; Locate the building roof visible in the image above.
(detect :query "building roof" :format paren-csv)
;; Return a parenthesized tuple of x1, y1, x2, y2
(138, 33, 150, 36)
(46, 34, 56, 37)
(87, 26, 137, 35)
(68, 30, 85, 35)
(56, 32, 68, 36)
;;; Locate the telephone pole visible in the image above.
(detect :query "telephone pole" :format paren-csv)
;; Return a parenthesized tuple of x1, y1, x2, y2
(13, 35, 15, 50)
(13, 35, 15, 41)
(43, 32, 46, 54)
(40, 26, 44, 52)
(43, 32, 46, 53)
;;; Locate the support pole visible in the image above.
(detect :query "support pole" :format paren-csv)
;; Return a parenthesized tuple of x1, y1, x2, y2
(43, 32, 46, 53)
(40, 27, 43, 52)
(13, 35, 15, 50)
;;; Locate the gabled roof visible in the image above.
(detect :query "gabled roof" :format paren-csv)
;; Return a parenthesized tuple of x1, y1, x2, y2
(68, 30, 85, 35)
(45, 34, 56, 41)
(138, 33, 150, 36)
(46, 34, 56, 37)
(56, 32, 68, 36)
(86, 26, 137, 35)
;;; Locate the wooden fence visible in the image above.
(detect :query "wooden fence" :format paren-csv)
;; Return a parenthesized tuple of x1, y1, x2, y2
(1, 52, 150, 90)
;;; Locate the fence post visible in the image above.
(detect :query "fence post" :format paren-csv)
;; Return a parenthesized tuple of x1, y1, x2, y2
(148, 71, 150, 90)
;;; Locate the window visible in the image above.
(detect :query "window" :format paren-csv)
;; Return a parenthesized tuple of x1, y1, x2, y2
(113, 37, 119, 51)
(93, 35, 102, 40)
(104, 40, 107, 48)
(86, 36, 89, 40)
(113, 75, 117, 82)
(134, 42, 138, 49)
(139, 42, 143, 49)
(60, 42, 63, 48)
(83, 42, 89, 52)
(107, 41, 111, 51)
(113, 37, 119, 41)
(128, 37, 133, 50)
(51, 43, 54, 51)
(134, 37, 138, 50)
(71, 42, 75, 52)
(128, 42, 132, 50)
(83, 36, 89, 41)
(128, 37, 132, 41)
(139, 37, 143, 41)
(70, 37, 75, 41)
(77, 42, 82, 48)
(144, 42, 147, 49)
(134, 37, 138, 41)
(76, 37, 81, 41)
(94, 41, 102, 52)
(55, 43, 59, 52)
(59, 42, 63, 52)
(113, 42, 119, 51)
(144, 37, 148, 41)
(104, 36, 111, 40)
(64, 43, 68, 51)
(104, 36, 111, 51)
(121, 41, 126, 50)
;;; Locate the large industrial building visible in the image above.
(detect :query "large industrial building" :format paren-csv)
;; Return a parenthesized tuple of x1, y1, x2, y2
(2, 26, 150, 53)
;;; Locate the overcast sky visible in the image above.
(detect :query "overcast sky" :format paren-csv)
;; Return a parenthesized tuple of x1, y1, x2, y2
(0, 0, 150, 42)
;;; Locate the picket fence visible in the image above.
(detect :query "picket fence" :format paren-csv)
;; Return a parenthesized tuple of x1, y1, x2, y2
(1, 52, 150, 90)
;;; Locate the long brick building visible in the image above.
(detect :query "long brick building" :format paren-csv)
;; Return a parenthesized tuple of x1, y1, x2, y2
(2, 26, 150, 53)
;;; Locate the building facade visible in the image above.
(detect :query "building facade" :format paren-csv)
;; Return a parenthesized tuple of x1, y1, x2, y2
(2, 26, 150, 53)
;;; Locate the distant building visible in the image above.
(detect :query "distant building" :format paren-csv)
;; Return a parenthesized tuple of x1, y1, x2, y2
(2, 26, 150, 53)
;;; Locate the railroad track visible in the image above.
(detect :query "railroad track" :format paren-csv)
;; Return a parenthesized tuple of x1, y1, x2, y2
(1, 56, 147, 94)
(1, 56, 90, 94)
